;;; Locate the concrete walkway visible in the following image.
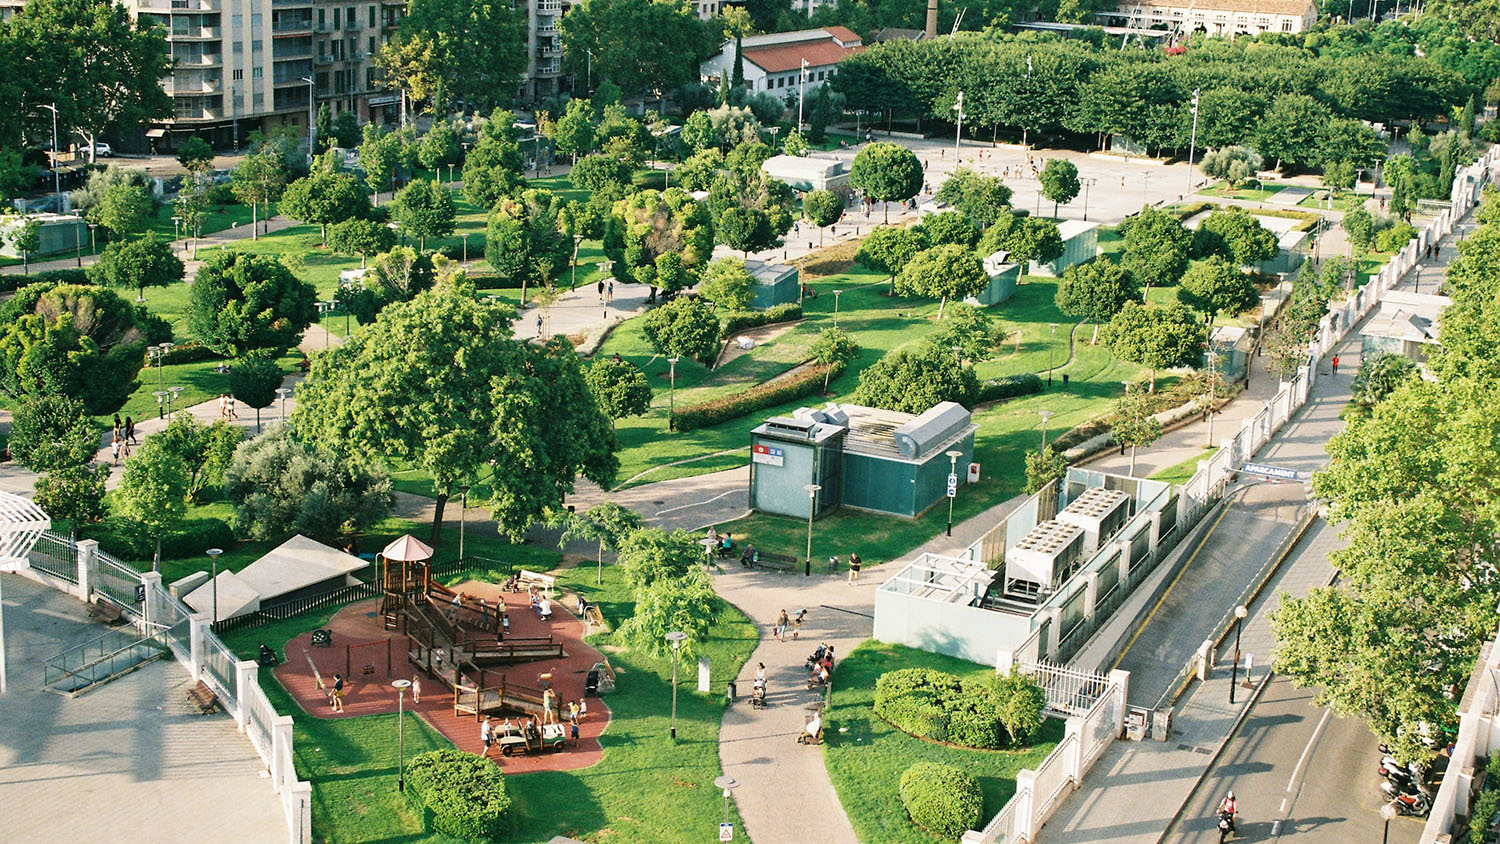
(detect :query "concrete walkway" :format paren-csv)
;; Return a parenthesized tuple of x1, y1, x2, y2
(1, 215, 302, 277)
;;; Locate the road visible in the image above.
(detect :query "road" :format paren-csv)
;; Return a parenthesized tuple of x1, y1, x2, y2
(1165, 674, 1423, 844)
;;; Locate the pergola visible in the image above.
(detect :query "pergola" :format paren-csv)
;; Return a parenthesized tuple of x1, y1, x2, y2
(0, 492, 52, 693)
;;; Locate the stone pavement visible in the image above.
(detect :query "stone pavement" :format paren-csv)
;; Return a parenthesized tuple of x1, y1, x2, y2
(0, 572, 285, 844)
(512, 278, 653, 345)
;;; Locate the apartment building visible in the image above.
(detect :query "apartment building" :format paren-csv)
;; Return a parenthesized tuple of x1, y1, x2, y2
(522, 0, 564, 102)
(1110, 0, 1318, 36)
(0, 0, 405, 150)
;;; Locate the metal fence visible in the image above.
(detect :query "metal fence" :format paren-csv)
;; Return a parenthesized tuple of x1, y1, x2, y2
(28, 530, 78, 584)
(202, 632, 240, 715)
(1020, 660, 1112, 718)
(1032, 733, 1079, 821)
(95, 551, 142, 610)
(212, 580, 381, 633)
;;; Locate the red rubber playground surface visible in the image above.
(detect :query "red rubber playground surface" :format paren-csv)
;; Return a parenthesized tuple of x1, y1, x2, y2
(272, 582, 612, 774)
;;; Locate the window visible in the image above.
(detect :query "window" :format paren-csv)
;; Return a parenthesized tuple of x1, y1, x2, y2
(251, 12, 262, 27)
(368, 5, 376, 26)
(232, 13, 242, 27)
(346, 6, 355, 25)
(1281, 18, 1292, 30)
(252, 66, 262, 78)
(366, 67, 375, 88)
(232, 68, 243, 79)
(317, 8, 324, 26)
(368, 36, 376, 53)
(233, 39, 243, 53)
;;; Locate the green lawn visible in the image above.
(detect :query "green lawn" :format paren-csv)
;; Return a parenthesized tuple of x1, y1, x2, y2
(1147, 447, 1218, 486)
(147, 200, 276, 243)
(824, 640, 1062, 844)
(221, 554, 757, 844)
(1198, 181, 1290, 202)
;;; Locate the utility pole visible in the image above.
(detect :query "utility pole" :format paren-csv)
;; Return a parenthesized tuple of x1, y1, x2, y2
(41, 103, 60, 197)
(1186, 88, 1201, 197)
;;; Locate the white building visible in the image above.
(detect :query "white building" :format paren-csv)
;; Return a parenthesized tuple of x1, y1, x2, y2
(1111, 0, 1317, 36)
(700, 26, 863, 97)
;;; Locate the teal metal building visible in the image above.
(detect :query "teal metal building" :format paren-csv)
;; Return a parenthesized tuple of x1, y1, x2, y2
(744, 259, 800, 310)
(968, 251, 1021, 306)
(1034, 220, 1100, 277)
(749, 402, 978, 520)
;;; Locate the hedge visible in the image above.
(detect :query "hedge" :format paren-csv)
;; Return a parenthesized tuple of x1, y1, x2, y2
(80, 516, 235, 562)
(147, 341, 221, 366)
(874, 667, 1042, 749)
(2, 268, 92, 293)
(466, 272, 525, 290)
(721, 302, 802, 335)
(978, 373, 1042, 403)
(670, 359, 842, 432)
(900, 762, 984, 839)
(404, 748, 512, 841)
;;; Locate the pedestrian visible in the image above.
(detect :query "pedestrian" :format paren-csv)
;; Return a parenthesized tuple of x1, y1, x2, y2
(571, 718, 580, 741)
(578, 699, 588, 721)
(537, 313, 544, 337)
(756, 662, 766, 684)
(121, 441, 132, 461)
(848, 551, 862, 585)
(543, 687, 557, 724)
(607, 280, 614, 302)
(775, 609, 789, 642)
(1332, 354, 1341, 374)
(411, 675, 421, 704)
(331, 673, 345, 712)
(568, 700, 579, 723)
(480, 716, 495, 758)
(226, 395, 238, 419)
(110, 437, 120, 466)
(793, 609, 805, 640)
(597, 279, 605, 302)
(217, 394, 227, 419)
(125, 416, 136, 445)
(112, 414, 122, 441)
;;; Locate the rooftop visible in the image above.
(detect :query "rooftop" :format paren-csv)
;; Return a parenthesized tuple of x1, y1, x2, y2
(1117, 0, 1316, 14)
(754, 402, 977, 463)
(1362, 289, 1449, 344)
(1055, 219, 1100, 240)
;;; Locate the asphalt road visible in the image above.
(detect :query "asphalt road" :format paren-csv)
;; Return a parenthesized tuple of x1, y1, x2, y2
(1164, 674, 1424, 844)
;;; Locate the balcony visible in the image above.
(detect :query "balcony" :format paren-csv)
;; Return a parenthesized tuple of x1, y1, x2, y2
(315, 20, 333, 32)
(536, 22, 556, 33)
(175, 53, 223, 67)
(272, 21, 313, 33)
(536, 0, 560, 11)
(272, 0, 313, 6)
(172, 107, 223, 121)
(538, 43, 560, 58)
(315, 54, 334, 64)
(170, 25, 221, 39)
(350, 49, 367, 61)
(343, 18, 362, 30)
(535, 62, 561, 75)
(165, 79, 223, 94)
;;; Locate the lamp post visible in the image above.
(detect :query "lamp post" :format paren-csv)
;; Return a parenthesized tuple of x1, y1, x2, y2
(571, 233, 583, 290)
(300, 76, 316, 155)
(803, 483, 821, 576)
(1380, 801, 1397, 844)
(1082, 178, 1096, 221)
(74, 222, 81, 267)
(1204, 349, 1218, 447)
(833, 289, 843, 325)
(713, 775, 739, 837)
(945, 449, 962, 537)
(168, 386, 183, 416)
(798, 59, 809, 131)
(40, 103, 60, 197)
(952, 91, 965, 159)
(1039, 410, 1054, 449)
(1185, 88, 1201, 197)
(1229, 604, 1248, 704)
(458, 484, 470, 564)
(276, 386, 292, 423)
(667, 356, 679, 430)
(1047, 322, 1059, 387)
(317, 301, 334, 346)
(392, 678, 412, 791)
(153, 390, 168, 419)
(171, 215, 182, 251)
(206, 547, 223, 624)
(666, 631, 687, 739)
(87, 222, 96, 256)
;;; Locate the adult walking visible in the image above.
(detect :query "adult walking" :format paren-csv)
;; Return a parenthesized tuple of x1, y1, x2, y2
(847, 552, 862, 585)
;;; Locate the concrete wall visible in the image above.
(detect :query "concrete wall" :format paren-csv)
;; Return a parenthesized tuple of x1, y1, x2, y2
(872, 585, 1032, 665)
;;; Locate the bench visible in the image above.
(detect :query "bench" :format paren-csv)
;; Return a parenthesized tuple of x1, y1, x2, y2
(754, 552, 798, 572)
(87, 597, 125, 625)
(187, 680, 220, 714)
(517, 569, 556, 598)
(583, 604, 605, 631)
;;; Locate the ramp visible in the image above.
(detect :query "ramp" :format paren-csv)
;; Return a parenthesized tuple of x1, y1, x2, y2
(43, 627, 170, 697)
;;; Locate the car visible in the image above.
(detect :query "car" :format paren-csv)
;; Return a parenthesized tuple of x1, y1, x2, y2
(498, 723, 568, 756)
(82, 143, 113, 158)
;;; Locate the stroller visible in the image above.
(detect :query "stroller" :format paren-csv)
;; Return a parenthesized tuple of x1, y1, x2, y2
(804, 643, 835, 672)
(751, 679, 768, 709)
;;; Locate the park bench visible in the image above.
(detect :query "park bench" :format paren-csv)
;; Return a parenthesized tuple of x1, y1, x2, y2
(517, 569, 556, 598)
(754, 552, 798, 572)
(187, 680, 220, 715)
(87, 597, 125, 625)
(582, 603, 605, 631)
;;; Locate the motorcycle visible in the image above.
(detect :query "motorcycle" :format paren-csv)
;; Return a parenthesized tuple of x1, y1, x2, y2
(1385, 790, 1431, 817)
(1217, 810, 1236, 843)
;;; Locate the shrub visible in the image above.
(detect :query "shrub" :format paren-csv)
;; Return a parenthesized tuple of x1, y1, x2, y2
(404, 748, 512, 841)
(671, 360, 842, 431)
(1374, 221, 1419, 253)
(1472, 788, 1500, 843)
(148, 341, 221, 366)
(721, 302, 802, 335)
(81, 516, 235, 561)
(900, 762, 983, 839)
(978, 373, 1043, 403)
(875, 666, 1047, 749)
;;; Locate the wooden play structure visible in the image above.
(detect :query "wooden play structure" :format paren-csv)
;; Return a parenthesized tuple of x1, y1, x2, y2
(378, 534, 567, 723)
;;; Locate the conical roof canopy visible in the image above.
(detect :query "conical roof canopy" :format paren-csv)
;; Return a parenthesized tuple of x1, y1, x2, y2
(382, 534, 434, 562)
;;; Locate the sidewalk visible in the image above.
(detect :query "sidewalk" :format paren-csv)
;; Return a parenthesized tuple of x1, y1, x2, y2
(0, 215, 301, 277)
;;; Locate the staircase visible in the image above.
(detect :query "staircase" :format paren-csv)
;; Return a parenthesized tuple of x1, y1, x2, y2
(43, 627, 170, 697)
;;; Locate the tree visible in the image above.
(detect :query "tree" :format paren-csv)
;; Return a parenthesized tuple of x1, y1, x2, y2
(604, 188, 715, 292)
(294, 284, 617, 541)
(641, 296, 721, 363)
(570, 153, 635, 199)
(618, 526, 702, 589)
(586, 356, 653, 429)
(552, 501, 644, 585)
(810, 326, 862, 389)
(187, 252, 317, 357)
(853, 346, 979, 413)
(326, 218, 397, 268)
(177, 137, 214, 174)
(620, 566, 721, 659)
(930, 304, 998, 365)
(224, 427, 394, 543)
(34, 464, 108, 538)
(375, 0, 525, 113)
(1197, 209, 1278, 267)
(1024, 446, 1068, 494)
(1100, 301, 1207, 390)
(1199, 146, 1262, 189)
(1119, 207, 1192, 291)
(857, 225, 927, 292)
(279, 169, 371, 244)
(674, 149, 724, 192)
(485, 189, 570, 304)
(1350, 353, 1417, 408)
(332, 110, 361, 149)
(1343, 206, 1375, 252)
(553, 99, 597, 162)
(783, 130, 809, 157)
(461, 131, 523, 209)
(895, 244, 986, 318)
(681, 110, 720, 154)
(850, 142, 923, 223)
(718, 206, 777, 258)
(229, 350, 285, 433)
(1257, 94, 1332, 170)
(1112, 382, 1161, 475)
(90, 182, 153, 238)
(1039, 159, 1081, 218)
(560, 0, 721, 98)
(1055, 257, 1139, 343)
(230, 147, 287, 239)
(151, 413, 244, 502)
(1178, 256, 1258, 319)
(88, 233, 184, 301)
(0, 282, 147, 415)
(801, 189, 844, 245)
(391, 179, 456, 251)
(114, 433, 189, 569)
(359, 127, 402, 205)
(418, 120, 459, 172)
(698, 257, 755, 311)
(6, 217, 41, 274)
(982, 215, 1063, 274)
(935, 167, 1013, 227)
(725, 140, 774, 180)
(9, 394, 96, 472)
(173, 172, 213, 258)
(921, 211, 980, 248)
(314, 104, 335, 154)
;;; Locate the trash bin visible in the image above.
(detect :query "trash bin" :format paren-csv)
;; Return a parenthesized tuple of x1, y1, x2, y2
(726, 681, 737, 704)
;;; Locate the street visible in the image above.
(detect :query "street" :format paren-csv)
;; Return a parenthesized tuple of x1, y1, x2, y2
(1165, 674, 1423, 844)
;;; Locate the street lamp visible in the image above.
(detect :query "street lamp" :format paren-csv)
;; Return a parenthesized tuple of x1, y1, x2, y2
(700, 536, 719, 569)
(1039, 410, 1054, 450)
(316, 301, 334, 347)
(798, 58, 809, 131)
(87, 221, 96, 256)
(713, 775, 739, 837)
(1047, 323, 1059, 387)
(276, 386, 292, 422)
(1380, 801, 1397, 844)
(171, 215, 182, 250)
(945, 449, 963, 537)
(952, 91, 965, 159)
(1082, 178, 1097, 221)
(39, 103, 60, 197)
(206, 548, 223, 625)
(667, 357, 680, 430)
(153, 390, 169, 419)
(1229, 604, 1248, 704)
(833, 289, 843, 325)
(300, 76, 316, 155)
(666, 631, 687, 739)
(458, 484, 470, 563)
(169, 385, 183, 415)
(392, 679, 412, 791)
(571, 233, 584, 290)
(1185, 88, 1201, 197)
(803, 483, 821, 576)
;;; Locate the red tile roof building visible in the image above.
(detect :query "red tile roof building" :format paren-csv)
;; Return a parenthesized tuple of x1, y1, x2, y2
(701, 27, 864, 97)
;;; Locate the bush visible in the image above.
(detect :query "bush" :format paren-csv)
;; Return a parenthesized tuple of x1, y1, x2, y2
(900, 762, 983, 839)
(978, 373, 1043, 403)
(464, 272, 524, 290)
(151, 341, 221, 366)
(875, 666, 1046, 749)
(1472, 788, 1500, 843)
(1375, 221, 1419, 253)
(721, 302, 802, 335)
(0, 268, 93, 294)
(671, 360, 842, 431)
(404, 748, 512, 841)
(80, 516, 235, 561)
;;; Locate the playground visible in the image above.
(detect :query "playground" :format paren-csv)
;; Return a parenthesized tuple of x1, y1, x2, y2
(272, 536, 614, 774)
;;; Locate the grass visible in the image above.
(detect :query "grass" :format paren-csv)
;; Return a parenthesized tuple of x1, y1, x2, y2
(824, 640, 1062, 844)
(1147, 447, 1218, 486)
(221, 552, 757, 844)
(112, 352, 302, 428)
(147, 201, 276, 242)
(1197, 181, 1290, 202)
